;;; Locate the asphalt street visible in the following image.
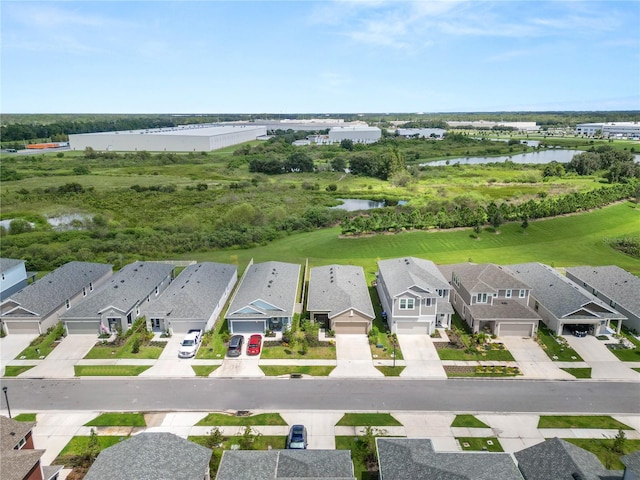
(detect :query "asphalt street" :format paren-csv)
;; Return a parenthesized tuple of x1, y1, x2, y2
(2, 378, 639, 414)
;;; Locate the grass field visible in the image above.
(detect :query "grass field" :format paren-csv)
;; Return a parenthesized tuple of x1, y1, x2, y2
(537, 415, 632, 430)
(74, 365, 151, 376)
(55, 436, 125, 461)
(196, 413, 287, 426)
(564, 438, 640, 470)
(259, 365, 335, 376)
(336, 413, 402, 427)
(13, 413, 37, 422)
(84, 413, 146, 427)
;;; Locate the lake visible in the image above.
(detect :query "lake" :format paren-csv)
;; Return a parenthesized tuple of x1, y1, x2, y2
(420, 150, 640, 167)
(332, 199, 407, 211)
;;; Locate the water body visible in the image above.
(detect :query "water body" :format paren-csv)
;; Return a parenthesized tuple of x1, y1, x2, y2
(420, 150, 640, 167)
(332, 199, 407, 211)
(48, 213, 92, 230)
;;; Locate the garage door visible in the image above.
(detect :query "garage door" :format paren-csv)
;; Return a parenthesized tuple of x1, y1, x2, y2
(396, 322, 429, 335)
(66, 321, 100, 335)
(230, 320, 265, 334)
(4, 321, 40, 335)
(498, 323, 533, 337)
(170, 321, 207, 334)
(333, 321, 368, 334)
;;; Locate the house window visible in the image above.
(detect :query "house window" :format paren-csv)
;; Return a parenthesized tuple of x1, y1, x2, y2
(534, 301, 539, 311)
(83, 287, 87, 297)
(506, 289, 512, 298)
(425, 298, 433, 307)
(477, 293, 488, 304)
(89, 282, 93, 292)
(453, 274, 460, 287)
(592, 288, 598, 295)
(65, 299, 70, 309)
(437, 289, 443, 297)
(155, 286, 159, 296)
(399, 298, 415, 310)
(610, 300, 616, 308)
(1, 273, 4, 281)
(16, 437, 26, 449)
(519, 290, 526, 298)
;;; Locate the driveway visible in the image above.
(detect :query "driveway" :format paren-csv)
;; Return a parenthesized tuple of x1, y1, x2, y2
(500, 337, 574, 380)
(139, 334, 196, 377)
(329, 334, 383, 378)
(397, 335, 446, 379)
(0, 334, 37, 375)
(563, 335, 639, 380)
(211, 335, 264, 377)
(281, 412, 343, 450)
(21, 335, 98, 378)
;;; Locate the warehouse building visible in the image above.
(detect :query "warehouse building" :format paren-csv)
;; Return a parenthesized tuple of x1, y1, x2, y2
(328, 126, 381, 144)
(574, 122, 640, 138)
(69, 124, 267, 152)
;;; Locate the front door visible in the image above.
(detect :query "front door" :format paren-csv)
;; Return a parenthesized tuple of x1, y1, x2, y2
(107, 317, 120, 333)
(151, 318, 163, 331)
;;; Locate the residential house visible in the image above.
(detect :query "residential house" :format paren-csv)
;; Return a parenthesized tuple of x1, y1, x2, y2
(0, 415, 61, 480)
(61, 261, 173, 334)
(1, 262, 112, 335)
(375, 257, 453, 335)
(507, 263, 626, 336)
(438, 263, 541, 336)
(622, 451, 640, 480)
(376, 438, 524, 479)
(0, 258, 28, 301)
(84, 432, 211, 480)
(566, 265, 640, 333)
(514, 437, 623, 480)
(225, 261, 300, 334)
(215, 450, 355, 480)
(307, 265, 374, 334)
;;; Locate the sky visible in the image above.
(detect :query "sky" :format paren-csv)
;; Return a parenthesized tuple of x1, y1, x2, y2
(2, 0, 639, 114)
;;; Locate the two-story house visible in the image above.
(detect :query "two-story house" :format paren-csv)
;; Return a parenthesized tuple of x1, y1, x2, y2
(375, 257, 453, 335)
(0, 258, 29, 301)
(438, 263, 541, 337)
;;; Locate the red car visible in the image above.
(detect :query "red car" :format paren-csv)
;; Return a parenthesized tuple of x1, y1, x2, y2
(246, 334, 262, 356)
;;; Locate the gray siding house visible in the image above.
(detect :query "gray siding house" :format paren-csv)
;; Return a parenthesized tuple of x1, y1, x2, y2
(376, 257, 453, 335)
(439, 263, 541, 337)
(1, 262, 112, 335)
(61, 261, 173, 334)
(143, 262, 237, 334)
(0, 258, 28, 301)
(226, 261, 301, 334)
(566, 265, 640, 333)
(507, 263, 626, 336)
(307, 265, 374, 334)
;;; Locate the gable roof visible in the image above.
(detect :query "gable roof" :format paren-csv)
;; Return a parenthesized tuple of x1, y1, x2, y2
(566, 265, 640, 316)
(2, 262, 112, 319)
(0, 258, 24, 273)
(622, 451, 640, 476)
(514, 437, 623, 480)
(1, 416, 35, 450)
(84, 432, 211, 480)
(376, 438, 523, 480)
(378, 257, 450, 298)
(61, 262, 173, 320)
(0, 448, 46, 480)
(144, 262, 237, 320)
(307, 265, 374, 320)
(439, 263, 530, 293)
(227, 261, 300, 319)
(215, 449, 355, 480)
(506, 263, 625, 320)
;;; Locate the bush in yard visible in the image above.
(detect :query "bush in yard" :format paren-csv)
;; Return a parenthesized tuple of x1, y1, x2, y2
(353, 426, 387, 473)
(131, 337, 141, 354)
(237, 426, 260, 450)
(368, 326, 380, 344)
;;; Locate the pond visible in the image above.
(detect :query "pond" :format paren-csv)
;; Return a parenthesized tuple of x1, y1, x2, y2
(47, 213, 92, 230)
(331, 199, 407, 211)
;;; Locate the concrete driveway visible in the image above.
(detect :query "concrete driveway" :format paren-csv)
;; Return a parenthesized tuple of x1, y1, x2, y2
(0, 334, 37, 375)
(21, 335, 98, 378)
(139, 335, 196, 377)
(330, 334, 383, 378)
(564, 335, 639, 380)
(211, 335, 264, 377)
(397, 335, 446, 378)
(500, 337, 574, 380)
(281, 411, 343, 450)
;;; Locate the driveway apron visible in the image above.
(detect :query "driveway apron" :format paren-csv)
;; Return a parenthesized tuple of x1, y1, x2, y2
(140, 334, 196, 377)
(397, 335, 447, 379)
(329, 334, 383, 378)
(21, 335, 97, 378)
(0, 334, 37, 375)
(500, 337, 574, 380)
(564, 335, 639, 380)
(281, 411, 343, 449)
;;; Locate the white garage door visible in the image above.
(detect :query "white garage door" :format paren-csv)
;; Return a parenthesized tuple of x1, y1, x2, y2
(396, 322, 429, 335)
(170, 321, 207, 334)
(66, 321, 100, 335)
(230, 320, 265, 334)
(333, 321, 368, 334)
(498, 323, 533, 337)
(4, 321, 40, 334)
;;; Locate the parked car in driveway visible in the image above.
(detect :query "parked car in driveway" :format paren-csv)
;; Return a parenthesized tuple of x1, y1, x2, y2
(178, 332, 200, 358)
(286, 425, 308, 449)
(572, 325, 589, 337)
(246, 334, 262, 356)
(187, 329, 203, 343)
(227, 334, 244, 357)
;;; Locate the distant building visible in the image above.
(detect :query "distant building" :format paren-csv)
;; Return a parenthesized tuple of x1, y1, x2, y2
(575, 122, 640, 137)
(328, 126, 381, 144)
(396, 128, 446, 139)
(446, 120, 539, 131)
(0, 258, 28, 301)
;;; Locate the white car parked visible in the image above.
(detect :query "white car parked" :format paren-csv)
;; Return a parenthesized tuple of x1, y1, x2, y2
(178, 332, 201, 358)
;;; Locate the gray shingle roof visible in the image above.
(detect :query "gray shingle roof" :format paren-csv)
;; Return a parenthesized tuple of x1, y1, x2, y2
(0, 448, 45, 480)
(84, 432, 211, 480)
(307, 265, 374, 320)
(62, 262, 173, 320)
(378, 257, 450, 297)
(227, 261, 300, 320)
(0, 258, 24, 273)
(514, 437, 623, 480)
(441, 263, 530, 293)
(1, 415, 35, 450)
(215, 450, 355, 480)
(470, 300, 541, 320)
(144, 262, 237, 320)
(506, 263, 626, 320)
(566, 265, 640, 317)
(622, 451, 640, 475)
(3, 262, 112, 319)
(376, 438, 523, 480)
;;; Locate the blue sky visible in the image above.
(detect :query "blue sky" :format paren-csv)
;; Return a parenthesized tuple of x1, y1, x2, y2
(2, 1, 639, 113)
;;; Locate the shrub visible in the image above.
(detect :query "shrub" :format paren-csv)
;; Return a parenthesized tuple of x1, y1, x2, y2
(131, 337, 141, 354)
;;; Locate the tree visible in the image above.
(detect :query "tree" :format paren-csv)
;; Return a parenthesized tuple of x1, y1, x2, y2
(330, 157, 347, 172)
(612, 428, 627, 454)
(284, 151, 314, 172)
(490, 210, 504, 230)
(353, 426, 387, 473)
(205, 427, 224, 449)
(8, 219, 33, 235)
(237, 426, 261, 450)
(521, 216, 529, 231)
(340, 138, 354, 151)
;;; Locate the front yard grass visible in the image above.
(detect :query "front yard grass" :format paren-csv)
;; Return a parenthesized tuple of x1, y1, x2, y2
(457, 437, 504, 452)
(335, 436, 378, 480)
(536, 324, 583, 362)
(260, 343, 336, 360)
(192, 365, 220, 376)
(607, 327, 640, 362)
(451, 415, 489, 428)
(336, 413, 402, 427)
(196, 413, 287, 426)
(84, 338, 166, 359)
(444, 365, 521, 377)
(260, 365, 335, 376)
(368, 287, 404, 361)
(196, 320, 229, 359)
(537, 415, 632, 430)
(13, 413, 37, 422)
(74, 365, 151, 376)
(437, 348, 515, 361)
(189, 434, 287, 450)
(55, 436, 125, 463)
(565, 438, 640, 470)
(561, 367, 592, 378)
(437, 314, 514, 361)
(3, 365, 35, 377)
(85, 413, 146, 427)
(16, 323, 65, 359)
(375, 366, 405, 376)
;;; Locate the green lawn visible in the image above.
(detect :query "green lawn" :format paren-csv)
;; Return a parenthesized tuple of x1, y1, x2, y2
(336, 413, 402, 427)
(437, 348, 515, 361)
(561, 367, 592, 378)
(85, 413, 146, 427)
(189, 434, 287, 450)
(74, 365, 151, 376)
(13, 413, 37, 422)
(84, 337, 166, 359)
(260, 344, 337, 360)
(451, 415, 490, 428)
(538, 416, 632, 430)
(457, 437, 504, 452)
(335, 436, 379, 480)
(608, 328, 640, 362)
(196, 413, 287, 426)
(445, 365, 521, 377)
(55, 436, 125, 460)
(368, 287, 404, 360)
(259, 365, 335, 376)
(192, 365, 220, 376)
(3, 365, 35, 377)
(196, 321, 230, 359)
(565, 438, 640, 470)
(16, 323, 65, 359)
(375, 366, 405, 376)
(536, 325, 583, 362)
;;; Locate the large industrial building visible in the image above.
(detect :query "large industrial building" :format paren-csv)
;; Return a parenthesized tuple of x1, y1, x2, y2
(574, 122, 640, 138)
(69, 124, 267, 152)
(328, 126, 381, 144)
